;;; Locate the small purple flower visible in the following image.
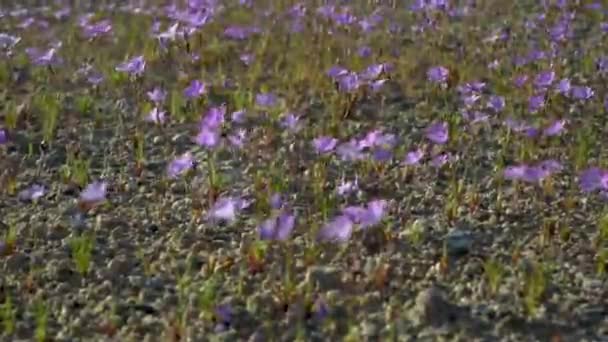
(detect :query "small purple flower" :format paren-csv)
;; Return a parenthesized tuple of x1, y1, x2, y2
(167, 153, 194, 178)
(227, 129, 247, 148)
(18, 184, 45, 202)
(359, 199, 388, 228)
(239, 53, 254, 66)
(313, 136, 338, 154)
(231, 110, 246, 123)
(580, 168, 608, 193)
(316, 215, 354, 243)
(543, 119, 567, 136)
(336, 178, 358, 196)
(82, 19, 112, 38)
(201, 106, 226, 130)
(80, 181, 108, 203)
(115, 55, 145, 76)
(504, 118, 533, 133)
(570, 85, 594, 100)
(487, 95, 505, 112)
(358, 45, 372, 57)
(184, 80, 206, 99)
(555, 78, 571, 95)
(327, 65, 349, 79)
(336, 140, 365, 161)
(337, 72, 360, 93)
(26, 47, 61, 66)
(534, 70, 555, 88)
(425, 121, 448, 144)
(259, 211, 296, 241)
(431, 153, 452, 168)
(0, 128, 7, 144)
(427, 66, 449, 84)
(513, 74, 528, 88)
(145, 107, 166, 124)
(269, 193, 283, 209)
(147, 87, 167, 104)
(404, 148, 424, 166)
(0, 33, 20, 49)
(208, 197, 240, 222)
(361, 63, 385, 80)
(215, 303, 232, 323)
(503, 161, 561, 183)
(528, 94, 545, 113)
(194, 126, 220, 148)
(280, 113, 301, 132)
(255, 92, 278, 107)
(372, 148, 393, 162)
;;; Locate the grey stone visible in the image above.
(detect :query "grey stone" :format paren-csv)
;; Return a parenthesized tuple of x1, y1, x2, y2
(444, 229, 474, 255)
(3, 252, 29, 273)
(410, 286, 457, 326)
(304, 266, 344, 291)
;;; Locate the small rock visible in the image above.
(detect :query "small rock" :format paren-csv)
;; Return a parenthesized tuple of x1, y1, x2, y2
(444, 229, 474, 255)
(410, 286, 457, 326)
(107, 255, 133, 275)
(3, 252, 30, 273)
(303, 266, 344, 291)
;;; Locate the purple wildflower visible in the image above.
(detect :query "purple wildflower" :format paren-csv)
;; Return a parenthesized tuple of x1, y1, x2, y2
(534, 70, 555, 88)
(184, 80, 206, 99)
(259, 211, 296, 241)
(487, 95, 505, 112)
(145, 107, 167, 124)
(147, 87, 167, 104)
(255, 92, 278, 108)
(201, 106, 226, 130)
(194, 126, 220, 148)
(208, 197, 240, 222)
(280, 113, 301, 132)
(313, 136, 338, 154)
(115, 55, 145, 76)
(579, 168, 608, 193)
(18, 184, 45, 202)
(427, 66, 449, 84)
(167, 153, 194, 178)
(570, 85, 594, 100)
(336, 178, 359, 196)
(543, 119, 567, 136)
(316, 215, 354, 243)
(425, 121, 448, 144)
(528, 94, 545, 113)
(0, 128, 7, 144)
(82, 19, 112, 38)
(555, 78, 571, 95)
(337, 72, 361, 93)
(404, 148, 424, 166)
(80, 181, 108, 204)
(227, 129, 247, 148)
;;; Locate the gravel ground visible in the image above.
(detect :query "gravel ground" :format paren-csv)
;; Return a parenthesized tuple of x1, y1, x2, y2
(1, 1, 608, 341)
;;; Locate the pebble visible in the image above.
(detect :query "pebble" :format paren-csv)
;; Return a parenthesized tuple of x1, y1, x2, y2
(304, 266, 344, 291)
(444, 229, 474, 255)
(410, 286, 457, 326)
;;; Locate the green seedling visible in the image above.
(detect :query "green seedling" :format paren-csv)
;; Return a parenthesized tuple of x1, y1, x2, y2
(69, 231, 95, 277)
(35, 93, 61, 144)
(34, 298, 48, 342)
(597, 248, 608, 277)
(483, 258, 505, 295)
(3, 221, 18, 255)
(522, 261, 548, 316)
(198, 274, 219, 319)
(1, 295, 15, 335)
(405, 219, 425, 246)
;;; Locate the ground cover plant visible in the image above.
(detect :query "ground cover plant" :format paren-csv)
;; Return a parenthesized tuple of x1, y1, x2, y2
(0, 0, 608, 340)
